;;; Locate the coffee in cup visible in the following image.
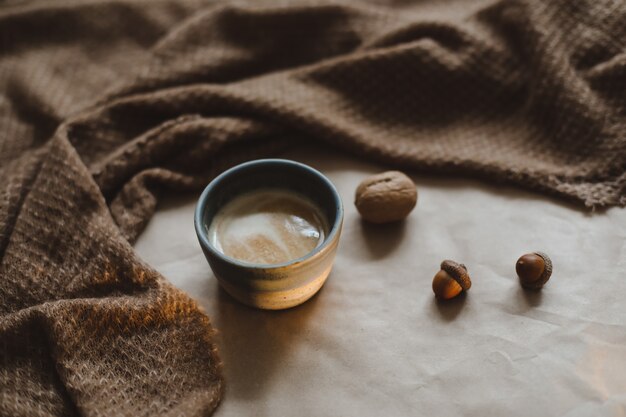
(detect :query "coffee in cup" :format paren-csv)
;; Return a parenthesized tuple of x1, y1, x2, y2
(195, 159, 343, 310)
(208, 189, 329, 265)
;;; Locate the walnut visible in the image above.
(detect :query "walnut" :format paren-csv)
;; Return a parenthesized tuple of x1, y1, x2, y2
(354, 171, 417, 223)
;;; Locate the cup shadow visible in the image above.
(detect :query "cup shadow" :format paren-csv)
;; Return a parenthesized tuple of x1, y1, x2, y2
(212, 281, 323, 401)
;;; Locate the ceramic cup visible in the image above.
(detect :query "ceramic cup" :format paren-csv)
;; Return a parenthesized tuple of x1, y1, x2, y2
(194, 159, 343, 310)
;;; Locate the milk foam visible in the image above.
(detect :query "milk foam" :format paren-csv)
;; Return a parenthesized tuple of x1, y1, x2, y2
(208, 189, 328, 265)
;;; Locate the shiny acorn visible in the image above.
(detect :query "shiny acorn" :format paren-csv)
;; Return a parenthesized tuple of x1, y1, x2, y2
(516, 252, 552, 290)
(432, 260, 472, 300)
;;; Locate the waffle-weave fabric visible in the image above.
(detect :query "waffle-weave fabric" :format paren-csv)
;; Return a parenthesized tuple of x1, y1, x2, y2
(1, 0, 625, 416)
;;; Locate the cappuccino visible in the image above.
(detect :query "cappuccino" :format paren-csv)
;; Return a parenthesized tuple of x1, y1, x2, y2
(208, 189, 328, 265)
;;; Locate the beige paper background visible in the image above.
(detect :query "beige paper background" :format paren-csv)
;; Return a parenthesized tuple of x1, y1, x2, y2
(135, 147, 626, 417)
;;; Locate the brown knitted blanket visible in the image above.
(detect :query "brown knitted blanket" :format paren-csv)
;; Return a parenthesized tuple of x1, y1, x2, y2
(1, 0, 625, 415)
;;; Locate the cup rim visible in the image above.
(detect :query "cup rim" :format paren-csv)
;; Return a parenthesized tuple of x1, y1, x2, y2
(194, 158, 344, 270)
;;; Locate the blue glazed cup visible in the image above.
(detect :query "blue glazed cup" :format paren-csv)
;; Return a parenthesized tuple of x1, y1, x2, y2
(194, 159, 343, 310)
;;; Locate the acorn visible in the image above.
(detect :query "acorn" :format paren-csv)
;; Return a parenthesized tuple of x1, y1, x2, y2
(432, 260, 472, 300)
(516, 252, 552, 290)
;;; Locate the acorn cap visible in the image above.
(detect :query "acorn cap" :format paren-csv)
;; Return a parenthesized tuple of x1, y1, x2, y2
(522, 252, 552, 290)
(440, 260, 472, 291)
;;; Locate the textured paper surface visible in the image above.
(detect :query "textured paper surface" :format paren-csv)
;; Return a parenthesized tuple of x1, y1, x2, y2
(135, 147, 626, 417)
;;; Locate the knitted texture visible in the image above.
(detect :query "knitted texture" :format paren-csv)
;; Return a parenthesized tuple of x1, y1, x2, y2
(2, 0, 626, 416)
